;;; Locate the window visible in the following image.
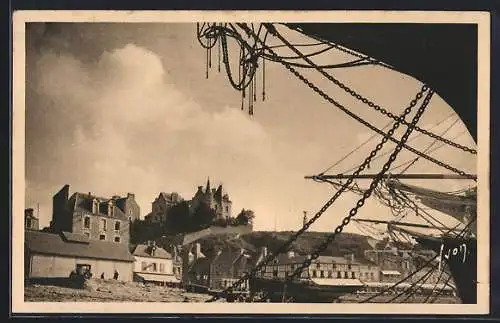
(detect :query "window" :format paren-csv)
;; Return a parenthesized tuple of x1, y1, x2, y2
(92, 199, 99, 214)
(337, 271, 341, 278)
(226, 206, 229, 212)
(320, 270, 325, 278)
(344, 272, 348, 279)
(26, 218, 32, 228)
(351, 272, 356, 279)
(370, 272, 374, 279)
(152, 263, 157, 272)
(101, 219, 107, 231)
(99, 234, 106, 241)
(348, 264, 352, 270)
(312, 270, 317, 278)
(173, 267, 176, 275)
(84, 216, 90, 229)
(114, 236, 120, 243)
(328, 271, 333, 278)
(273, 270, 278, 277)
(114, 221, 121, 231)
(316, 263, 320, 269)
(160, 263, 165, 273)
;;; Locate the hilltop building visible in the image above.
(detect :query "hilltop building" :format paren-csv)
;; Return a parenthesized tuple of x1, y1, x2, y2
(144, 192, 184, 225)
(50, 184, 140, 245)
(190, 178, 232, 220)
(144, 178, 233, 227)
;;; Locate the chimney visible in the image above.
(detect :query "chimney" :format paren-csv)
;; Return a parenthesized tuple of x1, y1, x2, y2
(193, 243, 205, 262)
(25, 208, 34, 218)
(172, 245, 177, 260)
(262, 246, 268, 258)
(112, 195, 120, 200)
(127, 193, 135, 199)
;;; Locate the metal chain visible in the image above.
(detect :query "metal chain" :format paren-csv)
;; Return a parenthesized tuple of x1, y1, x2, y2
(285, 89, 434, 282)
(270, 24, 476, 155)
(202, 24, 473, 303)
(237, 23, 475, 180)
(276, 50, 475, 180)
(205, 85, 429, 303)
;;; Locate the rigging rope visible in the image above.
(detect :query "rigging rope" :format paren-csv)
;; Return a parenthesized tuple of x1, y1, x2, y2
(338, 113, 460, 175)
(253, 24, 475, 180)
(398, 118, 461, 175)
(279, 24, 477, 155)
(196, 22, 476, 304)
(320, 120, 394, 175)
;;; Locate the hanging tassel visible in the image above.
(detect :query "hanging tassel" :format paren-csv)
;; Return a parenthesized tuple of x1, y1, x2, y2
(205, 46, 209, 79)
(249, 79, 254, 116)
(209, 41, 212, 69)
(241, 89, 244, 111)
(253, 69, 257, 102)
(262, 56, 266, 101)
(218, 36, 221, 72)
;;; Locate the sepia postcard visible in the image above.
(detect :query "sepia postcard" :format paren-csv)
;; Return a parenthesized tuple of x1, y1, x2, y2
(11, 10, 490, 315)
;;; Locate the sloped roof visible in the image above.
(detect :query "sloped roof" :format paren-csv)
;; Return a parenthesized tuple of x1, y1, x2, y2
(71, 192, 128, 220)
(132, 244, 172, 260)
(25, 230, 134, 262)
(60, 231, 90, 244)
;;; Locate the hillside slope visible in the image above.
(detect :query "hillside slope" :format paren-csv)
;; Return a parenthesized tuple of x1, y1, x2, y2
(170, 230, 405, 261)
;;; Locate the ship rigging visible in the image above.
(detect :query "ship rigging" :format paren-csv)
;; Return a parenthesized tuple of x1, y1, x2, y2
(194, 22, 478, 304)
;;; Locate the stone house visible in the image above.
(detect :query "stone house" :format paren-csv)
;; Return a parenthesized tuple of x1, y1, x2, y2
(50, 185, 140, 244)
(144, 192, 183, 225)
(182, 243, 251, 292)
(25, 230, 135, 282)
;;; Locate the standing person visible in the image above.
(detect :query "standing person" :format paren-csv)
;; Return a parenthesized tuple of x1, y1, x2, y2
(113, 270, 119, 280)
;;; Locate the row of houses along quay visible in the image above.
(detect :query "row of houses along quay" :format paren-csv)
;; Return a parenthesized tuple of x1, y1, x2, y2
(24, 182, 457, 302)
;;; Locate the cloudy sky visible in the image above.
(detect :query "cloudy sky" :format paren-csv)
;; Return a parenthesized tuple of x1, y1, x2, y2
(25, 22, 477, 235)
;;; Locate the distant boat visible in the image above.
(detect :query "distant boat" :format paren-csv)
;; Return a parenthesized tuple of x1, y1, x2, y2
(249, 276, 365, 303)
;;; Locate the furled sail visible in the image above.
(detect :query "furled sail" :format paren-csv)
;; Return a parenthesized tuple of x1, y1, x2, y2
(387, 179, 477, 235)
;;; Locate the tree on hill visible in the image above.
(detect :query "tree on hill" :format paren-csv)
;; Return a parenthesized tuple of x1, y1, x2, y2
(235, 209, 255, 226)
(191, 202, 216, 231)
(166, 201, 191, 233)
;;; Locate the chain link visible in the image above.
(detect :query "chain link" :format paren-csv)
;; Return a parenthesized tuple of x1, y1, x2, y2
(268, 24, 477, 155)
(286, 90, 434, 281)
(205, 76, 428, 303)
(279, 55, 476, 181)
(202, 23, 474, 303)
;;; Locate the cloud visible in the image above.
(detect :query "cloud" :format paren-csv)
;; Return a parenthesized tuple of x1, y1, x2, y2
(27, 43, 290, 230)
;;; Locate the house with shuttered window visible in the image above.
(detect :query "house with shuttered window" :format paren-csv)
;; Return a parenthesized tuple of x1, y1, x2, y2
(132, 241, 181, 286)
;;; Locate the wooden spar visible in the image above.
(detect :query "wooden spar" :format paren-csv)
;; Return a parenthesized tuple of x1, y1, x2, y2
(353, 218, 464, 232)
(305, 173, 476, 180)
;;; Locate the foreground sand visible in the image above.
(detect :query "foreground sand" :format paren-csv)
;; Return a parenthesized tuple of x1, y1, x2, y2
(25, 279, 213, 302)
